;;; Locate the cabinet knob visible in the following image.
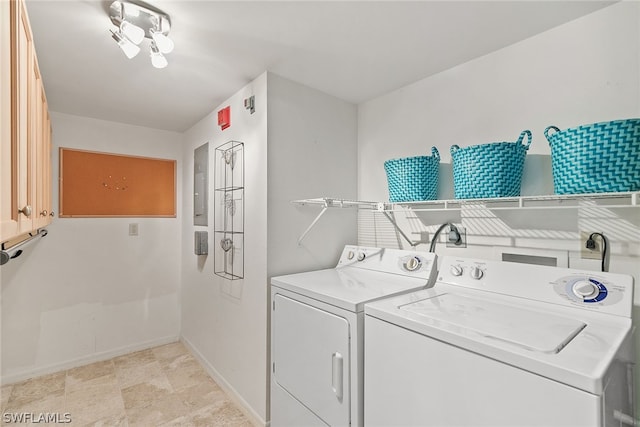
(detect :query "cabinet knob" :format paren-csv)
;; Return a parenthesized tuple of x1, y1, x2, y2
(18, 205, 32, 217)
(40, 209, 48, 217)
(49, 211, 55, 217)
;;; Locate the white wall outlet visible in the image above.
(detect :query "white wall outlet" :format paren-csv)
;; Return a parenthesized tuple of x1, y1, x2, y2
(129, 223, 139, 236)
(581, 231, 602, 260)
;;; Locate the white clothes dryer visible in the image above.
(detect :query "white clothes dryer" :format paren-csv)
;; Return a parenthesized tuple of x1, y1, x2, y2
(270, 245, 437, 427)
(365, 256, 635, 427)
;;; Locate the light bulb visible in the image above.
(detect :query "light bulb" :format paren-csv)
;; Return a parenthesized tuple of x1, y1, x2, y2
(151, 30, 174, 54)
(120, 21, 145, 45)
(150, 43, 168, 68)
(111, 29, 140, 59)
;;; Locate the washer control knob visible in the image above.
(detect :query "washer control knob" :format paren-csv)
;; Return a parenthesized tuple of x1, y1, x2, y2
(347, 251, 355, 260)
(357, 252, 366, 262)
(404, 256, 422, 272)
(572, 280, 599, 299)
(450, 265, 463, 276)
(470, 266, 484, 280)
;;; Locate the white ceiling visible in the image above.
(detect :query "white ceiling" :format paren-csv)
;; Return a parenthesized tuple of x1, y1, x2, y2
(27, 1, 615, 132)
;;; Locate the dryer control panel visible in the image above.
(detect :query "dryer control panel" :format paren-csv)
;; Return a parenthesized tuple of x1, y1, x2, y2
(438, 256, 634, 318)
(337, 245, 437, 282)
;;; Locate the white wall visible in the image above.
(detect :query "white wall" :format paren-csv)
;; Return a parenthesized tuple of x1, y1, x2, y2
(180, 72, 357, 425)
(266, 73, 358, 277)
(357, 0, 640, 409)
(181, 73, 269, 425)
(1, 112, 183, 383)
(359, 1, 639, 202)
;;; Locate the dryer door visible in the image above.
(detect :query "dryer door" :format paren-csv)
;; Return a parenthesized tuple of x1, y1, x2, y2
(273, 293, 350, 426)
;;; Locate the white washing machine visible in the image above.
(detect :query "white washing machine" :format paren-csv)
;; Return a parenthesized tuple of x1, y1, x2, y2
(365, 256, 635, 427)
(270, 245, 438, 427)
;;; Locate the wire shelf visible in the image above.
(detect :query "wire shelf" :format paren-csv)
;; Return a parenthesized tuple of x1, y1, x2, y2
(291, 192, 640, 245)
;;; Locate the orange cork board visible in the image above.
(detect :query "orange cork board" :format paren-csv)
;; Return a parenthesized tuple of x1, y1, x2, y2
(59, 148, 176, 217)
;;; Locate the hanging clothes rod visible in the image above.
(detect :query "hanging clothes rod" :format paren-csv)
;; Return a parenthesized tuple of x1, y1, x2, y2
(0, 229, 48, 265)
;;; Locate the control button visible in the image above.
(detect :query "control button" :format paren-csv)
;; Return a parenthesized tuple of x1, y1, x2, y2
(357, 252, 366, 262)
(404, 256, 422, 272)
(469, 266, 484, 280)
(572, 280, 600, 299)
(347, 251, 355, 260)
(450, 265, 463, 276)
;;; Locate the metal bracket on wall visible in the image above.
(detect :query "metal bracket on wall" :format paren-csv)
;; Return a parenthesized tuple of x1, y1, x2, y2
(297, 206, 329, 245)
(293, 201, 457, 248)
(293, 198, 379, 245)
(293, 198, 399, 245)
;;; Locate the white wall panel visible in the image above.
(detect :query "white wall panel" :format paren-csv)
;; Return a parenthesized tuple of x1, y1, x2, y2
(358, 1, 639, 203)
(267, 73, 358, 276)
(180, 72, 357, 425)
(180, 73, 269, 425)
(1, 112, 183, 383)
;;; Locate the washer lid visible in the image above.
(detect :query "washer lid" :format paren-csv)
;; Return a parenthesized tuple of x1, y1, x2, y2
(400, 293, 586, 354)
(366, 286, 634, 394)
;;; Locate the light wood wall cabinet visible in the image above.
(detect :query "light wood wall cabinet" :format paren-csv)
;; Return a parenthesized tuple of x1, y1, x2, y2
(1, 0, 52, 245)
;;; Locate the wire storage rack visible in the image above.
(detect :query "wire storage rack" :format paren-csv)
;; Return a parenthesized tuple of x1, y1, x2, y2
(214, 141, 244, 280)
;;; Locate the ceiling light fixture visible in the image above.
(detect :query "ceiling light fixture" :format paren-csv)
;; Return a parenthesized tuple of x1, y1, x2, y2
(150, 42, 168, 69)
(150, 29, 174, 54)
(108, 0, 174, 68)
(110, 29, 141, 59)
(120, 21, 145, 45)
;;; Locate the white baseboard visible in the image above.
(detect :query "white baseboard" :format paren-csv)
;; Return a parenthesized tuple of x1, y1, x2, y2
(181, 336, 266, 427)
(1, 335, 179, 385)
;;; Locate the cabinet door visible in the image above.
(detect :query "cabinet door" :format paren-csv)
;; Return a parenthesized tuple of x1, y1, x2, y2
(1, 0, 50, 243)
(0, 0, 15, 240)
(272, 293, 350, 426)
(43, 104, 52, 224)
(0, 0, 33, 241)
(16, 0, 34, 235)
(34, 64, 50, 228)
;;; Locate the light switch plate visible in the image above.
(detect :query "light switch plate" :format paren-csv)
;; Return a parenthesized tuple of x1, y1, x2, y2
(129, 223, 139, 236)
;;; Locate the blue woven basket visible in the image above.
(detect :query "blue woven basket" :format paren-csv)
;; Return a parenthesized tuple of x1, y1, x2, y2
(384, 147, 440, 202)
(451, 130, 532, 199)
(545, 119, 640, 195)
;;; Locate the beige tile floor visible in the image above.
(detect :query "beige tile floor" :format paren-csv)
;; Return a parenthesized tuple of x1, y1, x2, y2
(0, 342, 253, 426)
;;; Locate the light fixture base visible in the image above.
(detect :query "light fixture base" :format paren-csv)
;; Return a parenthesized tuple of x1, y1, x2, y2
(109, 0, 171, 40)
(108, 0, 173, 67)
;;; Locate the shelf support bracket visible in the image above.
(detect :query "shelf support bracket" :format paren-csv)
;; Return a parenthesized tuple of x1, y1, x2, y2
(297, 206, 329, 245)
(381, 211, 419, 247)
